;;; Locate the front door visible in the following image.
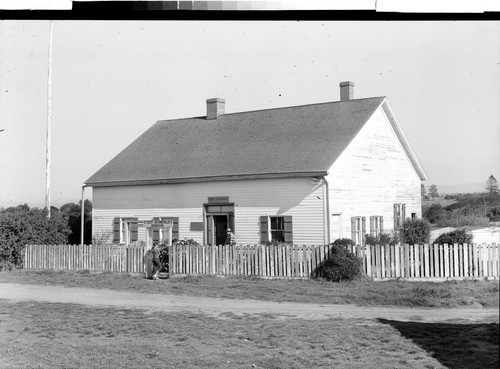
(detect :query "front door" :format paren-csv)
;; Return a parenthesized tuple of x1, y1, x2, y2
(213, 215, 228, 245)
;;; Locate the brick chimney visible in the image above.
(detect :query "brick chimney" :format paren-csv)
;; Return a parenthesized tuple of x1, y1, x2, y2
(206, 98, 225, 120)
(339, 81, 354, 101)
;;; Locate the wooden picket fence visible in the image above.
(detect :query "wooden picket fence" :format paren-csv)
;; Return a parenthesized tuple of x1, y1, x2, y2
(24, 244, 147, 273)
(346, 243, 499, 280)
(170, 243, 500, 280)
(23, 243, 499, 280)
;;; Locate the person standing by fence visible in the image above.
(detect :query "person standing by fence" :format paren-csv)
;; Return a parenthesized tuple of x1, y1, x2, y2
(225, 228, 236, 245)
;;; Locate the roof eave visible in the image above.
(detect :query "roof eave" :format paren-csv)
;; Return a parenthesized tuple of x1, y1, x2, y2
(85, 171, 329, 188)
(381, 98, 428, 181)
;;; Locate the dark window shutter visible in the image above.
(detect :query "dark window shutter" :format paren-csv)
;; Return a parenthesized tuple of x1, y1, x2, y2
(260, 216, 269, 244)
(284, 216, 293, 244)
(402, 204, 406, 222)
(370, 216, 375, 235)
(380, 216, 384, 232)
(152, 217, 160, 243)
(361, 217, 366, 244)
(172, 217, 179, 241)
(130, 218, 138, 242)
(351, 217, 356, 242)
(207, 216, 213, 245)
(113, 217, 121, 243)
(153, 229, 160, 243)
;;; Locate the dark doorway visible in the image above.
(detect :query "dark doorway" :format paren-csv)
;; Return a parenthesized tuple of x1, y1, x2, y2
(213, 215, 228, 245)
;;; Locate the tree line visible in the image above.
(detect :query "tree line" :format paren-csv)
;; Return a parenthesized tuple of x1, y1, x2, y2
(0, 201, 92, 270)
(422, 175, 500, 227)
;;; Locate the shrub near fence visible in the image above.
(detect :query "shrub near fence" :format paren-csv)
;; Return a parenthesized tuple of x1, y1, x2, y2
(24, 244, 147, 273)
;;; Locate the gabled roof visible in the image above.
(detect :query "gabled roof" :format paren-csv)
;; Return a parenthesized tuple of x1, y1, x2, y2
(85, 96, 424, 187)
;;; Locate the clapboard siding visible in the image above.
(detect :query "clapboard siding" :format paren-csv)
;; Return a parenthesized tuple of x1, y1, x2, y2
(328, 106, 422, 240)
(93, 177, 325, 245)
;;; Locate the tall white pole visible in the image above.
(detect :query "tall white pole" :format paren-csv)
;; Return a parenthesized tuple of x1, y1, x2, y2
(45, 20, 53, 217)
(81, 186, 85, 246)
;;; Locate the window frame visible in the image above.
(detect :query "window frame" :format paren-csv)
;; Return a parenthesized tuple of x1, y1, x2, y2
(370, 216, 383, 237)
(351, 216, 366, 245)
(260, 215, 293, 244)
(269, 216, 285, 243)
(393, 203, 406, 229)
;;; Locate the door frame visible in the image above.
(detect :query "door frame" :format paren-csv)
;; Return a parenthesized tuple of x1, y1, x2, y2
(204, 202, 235, 246)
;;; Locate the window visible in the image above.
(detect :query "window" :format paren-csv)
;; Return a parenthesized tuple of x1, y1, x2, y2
(151, 217, 179, 245)
(270, 217, 285, 242)
(260, 216, 293, 244)
(351, 216, 366, 245)
(393, 203, 406, 229)
(411, 212, 417, 220)
(113, 217, 138, 244)
(370, 216, 383, 237)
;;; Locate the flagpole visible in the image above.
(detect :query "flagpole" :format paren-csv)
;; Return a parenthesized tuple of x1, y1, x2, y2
(45, 20, 53, 217)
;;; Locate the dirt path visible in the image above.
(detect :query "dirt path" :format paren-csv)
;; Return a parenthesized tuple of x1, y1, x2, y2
(1, 283, 498, 323)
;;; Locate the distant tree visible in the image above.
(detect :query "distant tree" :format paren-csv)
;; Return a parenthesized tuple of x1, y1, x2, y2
(0, 207, 70, 270)
(424, 203, 447, 224)
(485, 175, 499, 194)
(487, 207, 500, 222)
(60, 200, 92, 245)
(421, 184, 428, 200)
(428, 184, 439, 199)
(5, 203, 30, 213)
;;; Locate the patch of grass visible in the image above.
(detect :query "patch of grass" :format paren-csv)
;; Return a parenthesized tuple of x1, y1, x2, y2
(378, 319, 499, 369)
(0, 269, 498, 308)
(0, 300, 449, 369)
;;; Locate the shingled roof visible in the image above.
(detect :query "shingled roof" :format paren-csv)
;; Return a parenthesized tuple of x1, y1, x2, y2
(85, 96, 413, 187)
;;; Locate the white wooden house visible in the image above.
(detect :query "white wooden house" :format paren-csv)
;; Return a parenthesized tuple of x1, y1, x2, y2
(85, 82, 427, 247)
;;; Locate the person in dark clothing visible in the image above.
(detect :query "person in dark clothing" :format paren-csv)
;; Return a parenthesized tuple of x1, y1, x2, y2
(151, 244, 162, 279)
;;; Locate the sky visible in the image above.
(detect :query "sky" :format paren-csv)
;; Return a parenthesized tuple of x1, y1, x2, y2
(0, 20, 499, 208)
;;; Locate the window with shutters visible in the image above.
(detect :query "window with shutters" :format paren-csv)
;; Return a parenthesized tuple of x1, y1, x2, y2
(393, 203, 406, 229)
(370, 216, 383, 237)
(259, 216, 293, 244)
(150, 217, 179, 245)
(351, 216, 365, 245)
(113, 217, 138, 244)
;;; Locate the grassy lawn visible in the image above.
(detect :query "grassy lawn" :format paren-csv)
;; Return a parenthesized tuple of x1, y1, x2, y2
(0, 269, 498, 308)
(1, 299, 498, 369)
(1, 270, 499, 368)
(0, 299, 474, 369)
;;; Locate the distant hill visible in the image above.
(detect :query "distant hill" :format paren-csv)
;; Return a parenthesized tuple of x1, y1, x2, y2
(422, 198, 458, 208)
(436, 182, 485, 194)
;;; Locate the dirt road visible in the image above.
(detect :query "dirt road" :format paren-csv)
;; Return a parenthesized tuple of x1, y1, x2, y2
(1, 283, 498, 323)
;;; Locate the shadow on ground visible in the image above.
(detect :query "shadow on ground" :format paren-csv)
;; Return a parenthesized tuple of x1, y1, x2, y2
(377, 319, 499, 369)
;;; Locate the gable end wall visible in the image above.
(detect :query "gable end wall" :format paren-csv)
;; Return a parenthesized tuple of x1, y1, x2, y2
(327, 106, 422, 241)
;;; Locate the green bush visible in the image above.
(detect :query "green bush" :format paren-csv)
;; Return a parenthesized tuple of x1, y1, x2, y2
(365, 233, 397, 245)
(314, 239, 362, 282)
(158, 238, 200, 273)
(399, 218, 430, 244)
(157, 242, 169, 273)
(0, 206, 70, 270)
(434, 229, 473, 245)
